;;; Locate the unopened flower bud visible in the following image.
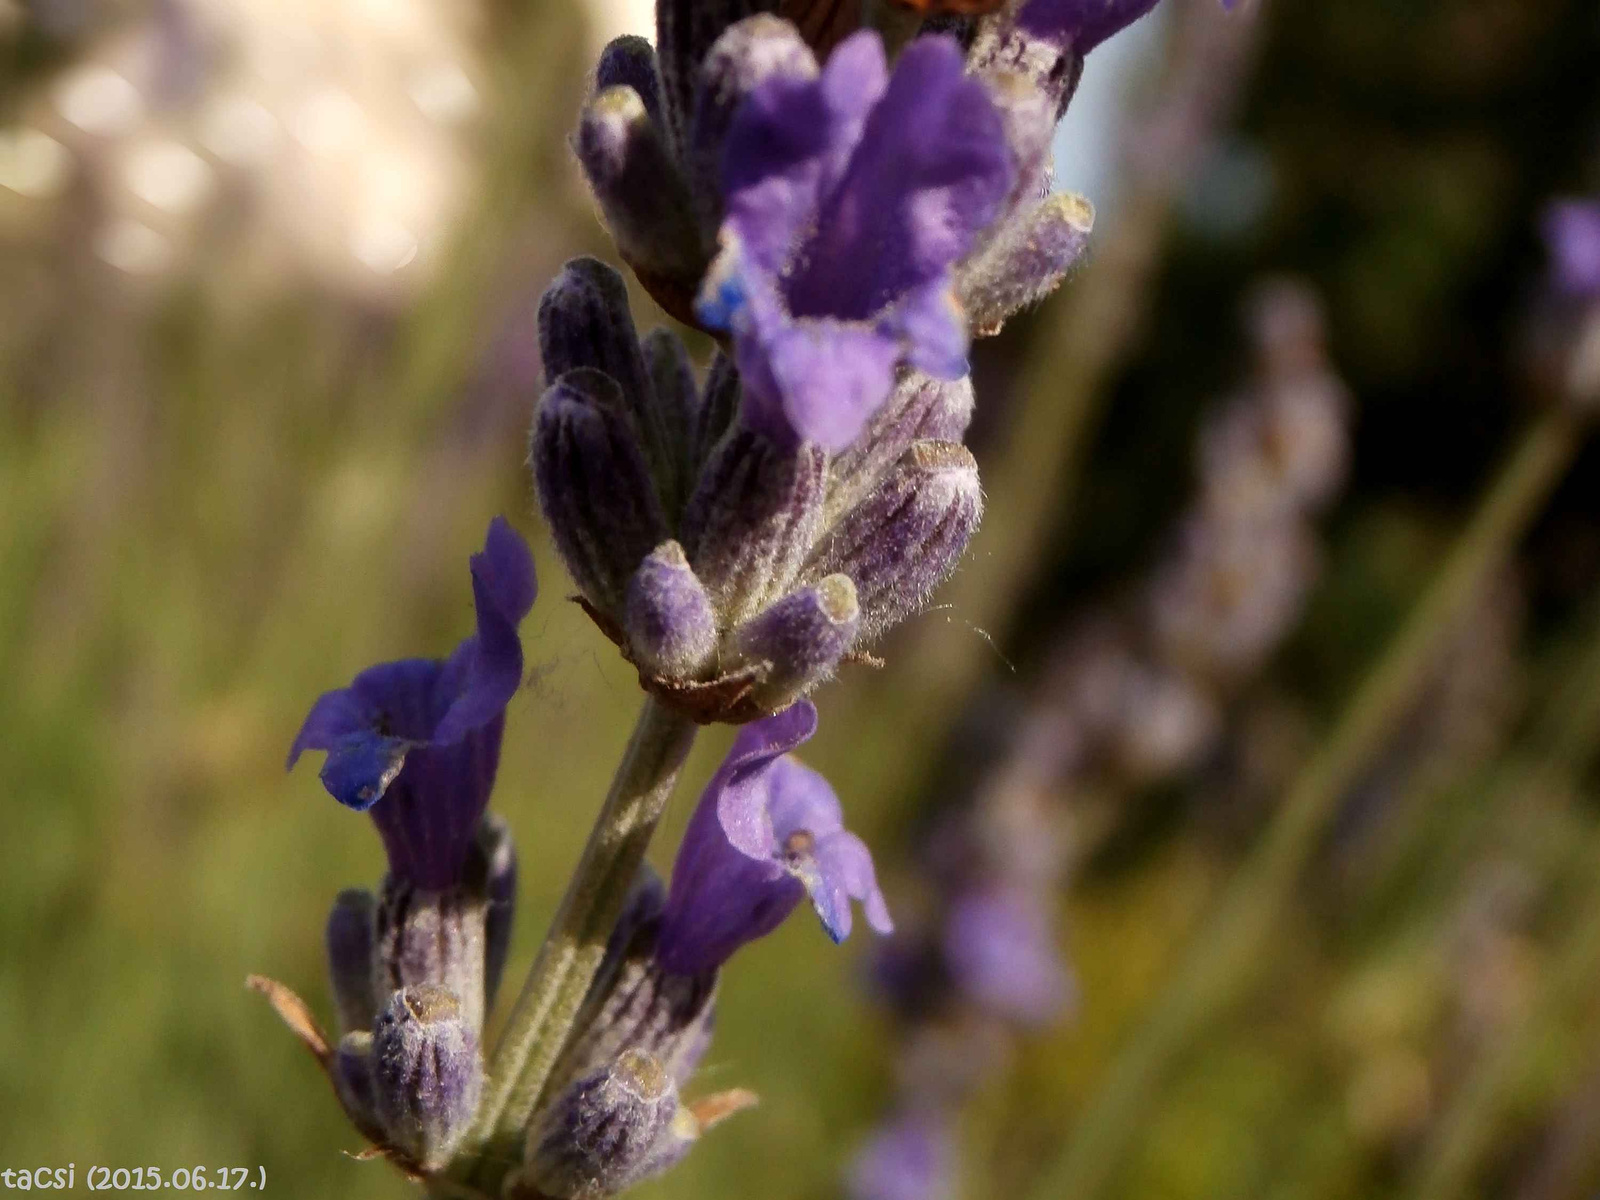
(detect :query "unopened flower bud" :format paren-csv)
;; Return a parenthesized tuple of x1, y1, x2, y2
(375, 877, 489, 1036)
(525, 1049, 683, 1199)
(810, 441, 983, 641)
(326, 888, 379, 1037)
(371, 985, 483, 1172)
(532, 368, 670, 617)
(331, 1031, 385, 1144)
(960, 191, 1094, 336)
(828, 374, 975, 520)
(626, 542, 719, 678)
(681, 430, 827, 624)
(730, 575, 860, 712)
(574, 87, 704, 297)
(594, 35, 662, 123)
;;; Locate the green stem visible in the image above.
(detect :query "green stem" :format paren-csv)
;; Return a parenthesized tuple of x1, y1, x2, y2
(457, 696, 698, 1188)
(1026, 411, 1583, 1200)
(1401, 601, 1600, 1200)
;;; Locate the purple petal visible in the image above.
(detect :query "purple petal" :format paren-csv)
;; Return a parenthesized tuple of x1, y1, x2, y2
(288, 687, 373, 767)
(765, 756, 845, 841)
(714, 701, 819, 859)
(786, 36, 1013, 318)
(799, 829, 891, 942)
(886, 282, 968, 379)
(1016, 0, 1165, 53)
(433, 518, 537, 744)
(762, 318, 902, 450)
(319, 731, 411, 811)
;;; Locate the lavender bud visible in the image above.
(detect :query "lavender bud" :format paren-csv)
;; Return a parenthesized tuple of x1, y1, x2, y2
(371, 985, 483, 1172)
(375, 877, 489, 1036)
(595, 35, 662, 124)
(687, 16, 818, 238)
(625, 542, 719, 679)
(681, 430, 827, 625)
(810, 441, 983, 641)
(642, 329, 700, 513)
(525, 1049, 684, 1199)
(474, 815, 517, 1016)
(326, 888, 379, 1037)
(692, 351, 742, 470)
(550, 929, 718, 1097)
(979, 71, 1059, 231)
(730, 576, 861, 712)
(574, 86, 703, 289)
(959, 192, 1094, 337)
(656, 0, 768, 154)
(532, 368, 670, 617)
(828, 374, 976, 520)
(331, 1031, 386, 1144)
(538, 259, 651, 435)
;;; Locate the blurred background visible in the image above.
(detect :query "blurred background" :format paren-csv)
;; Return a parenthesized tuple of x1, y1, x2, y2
(3, 0, 1600, 1198)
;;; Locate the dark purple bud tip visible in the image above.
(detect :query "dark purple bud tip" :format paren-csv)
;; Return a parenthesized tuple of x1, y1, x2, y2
(526, 1049, 686, 1198)
(538, 258, 649, 410)
(595, 35, 662, 123)
(626, 541, 719, 679)
(326, 888, 379, 1037)
(532, 368, 670, 617)
(731, 575, 861, 712)
(332, 1032, 387, 1146)
(810, 440, 982, 642)
(575, 87, 704, 294)
(372, 985, 483, 1172)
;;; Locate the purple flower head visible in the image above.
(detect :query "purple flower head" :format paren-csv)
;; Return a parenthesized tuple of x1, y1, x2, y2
(288, 518, 537, 890)
(943, 887, 1073, 1028)
(656, 700, 892, 974)
(1544, 201, 1600, 300)
(847, 1111, 954, 1200)
(695, 32, 1013, 452)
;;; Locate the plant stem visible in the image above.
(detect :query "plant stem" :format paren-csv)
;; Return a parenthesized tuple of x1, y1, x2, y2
(457, 696, 698, 1189)
(1025, 410, 1583, 1200)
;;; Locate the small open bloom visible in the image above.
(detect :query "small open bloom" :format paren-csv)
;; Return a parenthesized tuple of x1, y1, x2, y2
(288, 518, 537, 890)
(655, 700, 892, 973)
(696, 32, 1013, 451)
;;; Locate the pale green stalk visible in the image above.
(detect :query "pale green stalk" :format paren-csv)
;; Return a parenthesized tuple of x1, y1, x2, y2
(454, 697, 698, 1191)
(1401, 595, 1600, 1200)
(1025, 410, 1584, 1200)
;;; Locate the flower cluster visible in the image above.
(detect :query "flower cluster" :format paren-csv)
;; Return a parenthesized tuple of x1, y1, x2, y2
(850, 279, 1349, 1200)
(266, 522, 888, 1189)
(253, 0, 1239, 1194)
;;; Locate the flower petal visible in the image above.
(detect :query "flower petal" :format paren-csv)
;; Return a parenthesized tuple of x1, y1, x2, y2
(433, 518, 537, 745)
(714, 701, 819, 860)
(319, 731, 411, 811)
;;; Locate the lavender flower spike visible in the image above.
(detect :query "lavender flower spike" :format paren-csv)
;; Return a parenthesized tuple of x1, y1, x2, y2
(696, 32, 1013, 451)
(656, 700, 892, 974)
(288, 518, 536, 890)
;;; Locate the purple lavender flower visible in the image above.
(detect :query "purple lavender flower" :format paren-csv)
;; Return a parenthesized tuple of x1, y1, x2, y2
(695, 32, 1013, 451)
(288, 518, 536, 890)
(1015, 0, 1166, 51)
(1543, 201, 1600, 300)
(943, 887, 1074, 1027)
(655, 700, 892, 973)
(847, 1111, 955, 1200)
